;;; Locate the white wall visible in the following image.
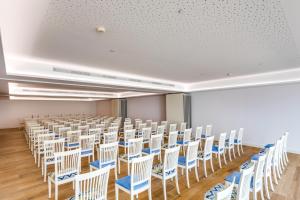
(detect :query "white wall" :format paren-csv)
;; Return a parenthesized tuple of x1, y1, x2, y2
(191, 83, 300, 154)
(127, 95, 166, 122)
(166, 93, 184, 123)
(96, 100, 112, 116)
(0, 100, 96, 129)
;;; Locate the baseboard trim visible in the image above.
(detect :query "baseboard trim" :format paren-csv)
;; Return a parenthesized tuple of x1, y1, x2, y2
(243, 142, 300, 155)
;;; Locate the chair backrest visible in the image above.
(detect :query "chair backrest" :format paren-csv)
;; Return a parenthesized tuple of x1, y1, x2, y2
(161, 121, 168, 129)
(124, 129, 136, 142)
(216, 178, 235, 200)
(157, 125, 165, 135)
(79, 135, 95, 153)
(135, 120, 142, 129)
(33, 129, 49, 147)
(218, 133, 227, 152)
(272, 140, 280, 164)
(237, 164, 255, 200)
(110, 122, 119, 127)
(44, 138, 65, 162)
(146, 120, 152, 127)
(168, 131, 178, 148)
(78, 125, 89, 135)
(205, 125, 212, 136)
(264, 146, 275, 174)
(183, 128, 192, 143)
(130, 155, 154, 191)
(163, 146, 180, 178)
(283, 132, 289, 153)
(58, 127, 71, 138)
(124, 124, 134, 132)
(204, 136, 214, 156)
(228, 130, 236, 147)
(169, 124, 177, 133)
(253, 154, 266, 189)
(193, 126, 203, 141)
(95, 123, 105, 130)
(151, 122, 158, 133)
(74, 167, 110, 200)
(108, 126, 119, 134)
(53, 125, 65, 134)
(141, 127, 152, 140)
(87, 122, 96, 129)
(150, 134, 163, 152)
(54, 149, 81, 181)
(103, 132, 118, 144)
(138, 123, 147, 132)
(98, 142, 118, 168)
(128, 137, 143, 158)
(237, 128, 244, 142)
(67, 130, 81, 145)
(186, 140, 200, 165)
(179, 122, 187, 132)
(37, 133, 55, 152)
(71, 123, 80, 131)
(88, 128, 103, 142)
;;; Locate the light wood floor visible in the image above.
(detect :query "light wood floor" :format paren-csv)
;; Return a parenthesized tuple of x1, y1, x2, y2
(0, 129, 299, 200)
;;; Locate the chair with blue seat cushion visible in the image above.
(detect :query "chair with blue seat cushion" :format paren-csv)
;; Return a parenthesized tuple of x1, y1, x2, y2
(115, 155, 154, 200)
(35, 133, 55, 168)
(151, 147, 181, 199)
(79, 135, 95, 167)
(178, 140, 200, 188)
(198, 136, 215, 177)
(177, 128, 192, 156)
(65, 130, 81, 150)
(42, 138, 65, 182)
(204, 178, 236, 200)
(225, 130, 236, 161)
(118, 137, 143, 175)
(90, 141, 118, 179)
(48, 149, 81, 200)
(88, 128, 103, 146)
(201, 124, 212, 139)
(234, 128, 244, 156)
(119, 129, 136, 154)
(67, 167, 110, 200)
(142, 134, 163, 162)
(212, 133, 227, 169)
(162, 131, 178, 150)
(263, 146, 275, 199)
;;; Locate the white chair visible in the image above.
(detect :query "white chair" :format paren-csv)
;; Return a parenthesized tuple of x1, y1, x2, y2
(212, 133, 227, 169)
(178, 140, 200, 188)
(198, 136, 215, 177)
(65, 130, 81, 150)
(79, 135, 95, 163)
(202, 125, 212, 138)
(272, 140, 281, 184)
(251, 155, 267, 200)
(58, 127, 71, 138)
(53, 125, 64, 136)
(48, 149, 81, 200)
(169, 123, 177, 133)
(146, 119, 153, 127)
(32, 129, 49, 154)
(234, 128, 244, 156)
(118, 137, 143, 174)
(157, 125, 165, 135)
(88, 128, 103, 146)
(35, 133, 55, 167)
(177, 128, 192, 155)
(152, 146, 181, 200)
(162, 131, 178, 149)
(78, 125, 89, 135)
(68, 167, 110, 200)
(141, 127, 152, 145)
(71, 123, 80, 131)
(90, 141, 118, 179)
(142, 134, 163, 161)
(115, 155, 154, 200)
(179, 122, 187, 134)
(283, 132, 289, 166)
(108, 126, 119, 134)
(119, 129, 136, 154)
(204, 178, 235, 200)
(103, 132, 118, 144)
(192, 126, 203, 141)
(225, 130, 236, 161)
(151, 122, 158, 133)
(225, 163, 255, 200)
(263, 146, 275, 199)
(42, 138, 65, 182)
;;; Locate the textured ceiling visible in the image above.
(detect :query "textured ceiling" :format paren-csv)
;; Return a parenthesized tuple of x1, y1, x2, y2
(1, 0, 300, 83)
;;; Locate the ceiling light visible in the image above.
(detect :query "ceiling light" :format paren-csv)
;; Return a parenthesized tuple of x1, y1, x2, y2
(9, 96, 104, 101)
(96, 26, 106, 33)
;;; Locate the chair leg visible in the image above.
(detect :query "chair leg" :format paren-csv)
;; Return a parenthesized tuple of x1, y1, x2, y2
(260, 187, 265, 200)
(186, 168, 190, 188)
(232, 147, 236, 159)
(38, 154, 41, 168)
(273, 166, 278, 185)
(44, 165, 47, 182)
(218, 153, 222, 168)
(163, 179, 167, 200)
(118, 159, 120, 174)
(241, 143, 244, 153)
(265, 176, 270, 199)
(115, 167, 118, 180)
(48, 179, 51, 198)
(223, 152, 227, 165)
(195, 166, 199, 182)
(128, 162, 130, 175)
(269, 175, 275, 192)
(237, 144, 241, 156)
(210, 158, 214, 173)
(175, 174, 180, 195)
(55, 183, 58, 200)
(115, 185, 119, 200)
(148, 187, 152, 200)
(253, 191, 257, 200)
(203, 160, 207, 178)
(228, 149, 232, 161)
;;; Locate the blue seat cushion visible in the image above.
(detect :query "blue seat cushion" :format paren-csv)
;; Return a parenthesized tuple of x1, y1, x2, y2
(212, 145, 224, 152)
(264, 144, 274, 148)
(178, 156, 195, 166)
(225, 171, 254, 188)
(90, 160, 115, 169)
(65, 142, 79, 147)
(119, 141, 128, 146)
(204, 183, 225, 200)
(81, 149, 92, 155)
(251, 154, 260, 161)
(142, 148, 160, 154)
(116, 176, 148, 190)
(49, 171, 77, 181)
(177, 140, 188, 145)
(234, 139, 241, 144)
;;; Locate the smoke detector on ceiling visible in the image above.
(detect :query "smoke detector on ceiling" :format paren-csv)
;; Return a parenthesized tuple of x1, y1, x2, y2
(96, 26, 106, 33)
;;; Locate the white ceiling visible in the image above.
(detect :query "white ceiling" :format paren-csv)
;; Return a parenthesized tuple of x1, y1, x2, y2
(1, 0, 300, 95)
